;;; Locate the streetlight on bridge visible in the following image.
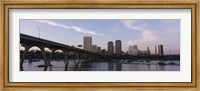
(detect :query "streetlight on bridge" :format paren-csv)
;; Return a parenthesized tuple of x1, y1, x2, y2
(36, 26, 40, 38)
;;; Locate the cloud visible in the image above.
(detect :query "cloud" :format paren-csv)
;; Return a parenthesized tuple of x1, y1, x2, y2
(35, 20, 103, 36)
(122, 20, 180, 54)
(123, 20, 157, 44)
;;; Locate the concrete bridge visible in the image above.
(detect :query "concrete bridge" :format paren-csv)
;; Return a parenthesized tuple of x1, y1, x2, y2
(20, 34, 101, 71)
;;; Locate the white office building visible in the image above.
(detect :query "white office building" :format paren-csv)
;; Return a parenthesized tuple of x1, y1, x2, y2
(128, 45, 138, 56)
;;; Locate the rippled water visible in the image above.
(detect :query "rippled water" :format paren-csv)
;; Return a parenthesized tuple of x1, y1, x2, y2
(22, 59, 180, 71)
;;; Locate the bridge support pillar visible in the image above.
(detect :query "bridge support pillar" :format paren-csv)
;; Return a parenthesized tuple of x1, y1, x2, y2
(80, 53, 85, 61)
(97, 55, 100, 60)
(94, 55, 96, 60)
(89, 54, 92, 60)
(95, 55, 97, 60)
(91, 55, 93, 60)
(74, 52, 80, 68)
(48, 48, 56, 66)
(83, 54, 87, 61)
(63, 50, 69, 71)
(20, 45, 32, 71)
(39, 46, 48, 71)
(96, 55, 99, 60)
(92, 54, 95, 61)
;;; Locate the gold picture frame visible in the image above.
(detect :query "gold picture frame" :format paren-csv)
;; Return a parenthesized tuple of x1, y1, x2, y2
(0, 0, 199, 91)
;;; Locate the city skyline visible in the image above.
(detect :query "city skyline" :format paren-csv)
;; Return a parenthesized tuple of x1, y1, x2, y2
(20, 19, 180, 54)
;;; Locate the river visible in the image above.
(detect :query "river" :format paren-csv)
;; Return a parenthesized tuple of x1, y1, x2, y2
(22, 59, 180, 71)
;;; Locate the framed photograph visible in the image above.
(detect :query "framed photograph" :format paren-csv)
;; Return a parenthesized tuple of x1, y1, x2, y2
(1, 0, 199, 91)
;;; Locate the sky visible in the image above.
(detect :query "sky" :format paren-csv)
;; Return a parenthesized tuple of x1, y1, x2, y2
(20, 19, 180, 55)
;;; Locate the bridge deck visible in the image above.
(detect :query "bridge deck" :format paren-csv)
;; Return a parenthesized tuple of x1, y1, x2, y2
(20, 34, 98, 55)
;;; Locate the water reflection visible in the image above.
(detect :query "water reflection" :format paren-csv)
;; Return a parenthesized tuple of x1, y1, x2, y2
(158, 65, 164, 71)
(108, 63, 114, 71)
(22, 59, 180, 71)
(116, 63, 122, 71)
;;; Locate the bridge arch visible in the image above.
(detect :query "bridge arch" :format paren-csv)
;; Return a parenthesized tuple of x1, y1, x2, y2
(20, 45, 53, 71)
(20, 34, 102, 71)
(54, 49, 63, 52)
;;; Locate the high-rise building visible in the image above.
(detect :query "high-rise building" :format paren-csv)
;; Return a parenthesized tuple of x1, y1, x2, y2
(128, 45, 138, 55)
(155, 46, 157, 55)
(91, 45, 97, 53)
(113, 46, 116, 54)
(147, 46, 151, 55)
(101, 49, 107, 55)
(107, 41, 114, 55)
(83, 36, 92, 51)
(115, 40, 122, 55)
(158, 45, 164, 56)
(97, 46, 101, 54)
(133, 45, 138, 50)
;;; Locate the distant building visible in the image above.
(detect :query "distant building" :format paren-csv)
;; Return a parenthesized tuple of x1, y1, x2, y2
(147, 46, 151, 55)
(83, 36, 92, 51)
(91, 45, 97, 53)
(158, 45, 164, 56)
(101, 49, 107, 55)
(142, 51, 148, 54)
(155, 46, 157, 55)
(113, 46, 116, 54)
(115, 40, 122, 55)
(97, 46, 101, 54)
(107, 41, 114, 55)
(128, 45, 138, 56)
(137, 50, 142, 55)
(133, 45, 138, 50)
